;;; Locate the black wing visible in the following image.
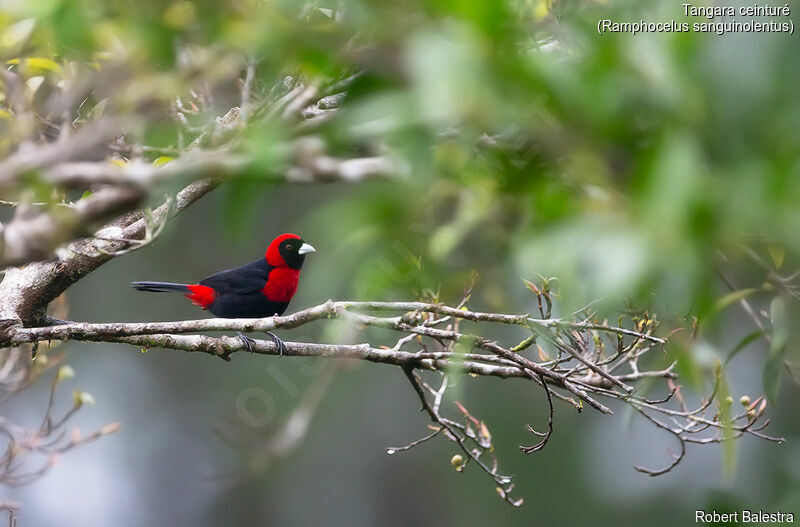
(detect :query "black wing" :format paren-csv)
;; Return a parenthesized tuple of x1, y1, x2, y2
(199, 259, 273, 295)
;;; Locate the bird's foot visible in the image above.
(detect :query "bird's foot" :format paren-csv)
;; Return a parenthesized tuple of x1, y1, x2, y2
(237, 332, 257, 354)
(265, 331, 286, 356)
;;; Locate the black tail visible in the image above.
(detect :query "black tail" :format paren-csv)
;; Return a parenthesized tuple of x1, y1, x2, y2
(131, 281, 190, 293)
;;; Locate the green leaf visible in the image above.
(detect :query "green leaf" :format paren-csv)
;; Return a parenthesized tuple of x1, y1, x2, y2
(153, 156, 175, 166)
(704, 288, 759, 321)
(762, 352, 783, 407)
(26, 57, 62, 73)
(770, 296, 790, 346)
(715, 363, 737, 480)
(521, 278, 540, 295)
(763, 297, 789, 406)
(724, 330, 765, 366)
(6, 57, 63, 74)
(767, 246, 785, 269)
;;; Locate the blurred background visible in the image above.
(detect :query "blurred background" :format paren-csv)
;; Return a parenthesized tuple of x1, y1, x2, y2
(1, 0, 799, 524)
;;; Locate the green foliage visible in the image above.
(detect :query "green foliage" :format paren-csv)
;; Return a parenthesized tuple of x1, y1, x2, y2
(764, 297, 790, 405)
(2, 0, 798, 458)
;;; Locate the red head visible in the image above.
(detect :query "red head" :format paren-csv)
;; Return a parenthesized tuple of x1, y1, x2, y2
(265, 233, 316, 269)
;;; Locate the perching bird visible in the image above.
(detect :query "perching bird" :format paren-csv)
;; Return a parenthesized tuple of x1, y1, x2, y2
(131, 233, 315, 355)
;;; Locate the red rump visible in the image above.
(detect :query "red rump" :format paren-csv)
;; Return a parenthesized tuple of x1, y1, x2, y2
(266, 233, 301, 267)
(186, 284, 216, 309)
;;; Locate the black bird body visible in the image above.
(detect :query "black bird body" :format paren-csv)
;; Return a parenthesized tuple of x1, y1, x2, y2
(131, 234, 316, 356)
(200, 259, 289, 318)
(132, 233, 314, 319)
(132, 258, 290, 318)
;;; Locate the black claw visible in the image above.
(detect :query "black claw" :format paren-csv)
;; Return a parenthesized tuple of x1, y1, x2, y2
(237, 332, 257, 354)
(265, 331, 286, 356)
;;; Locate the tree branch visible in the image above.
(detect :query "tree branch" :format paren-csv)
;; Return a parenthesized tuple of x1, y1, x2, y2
(0, 293, 781, 503)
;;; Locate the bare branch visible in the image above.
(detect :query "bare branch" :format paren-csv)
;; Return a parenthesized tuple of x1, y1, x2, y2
(0, 292, 780, 502)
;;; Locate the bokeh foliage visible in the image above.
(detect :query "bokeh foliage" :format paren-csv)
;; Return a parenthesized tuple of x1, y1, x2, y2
(1, 0, 799, 518)
(2, 0, 798, 297)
